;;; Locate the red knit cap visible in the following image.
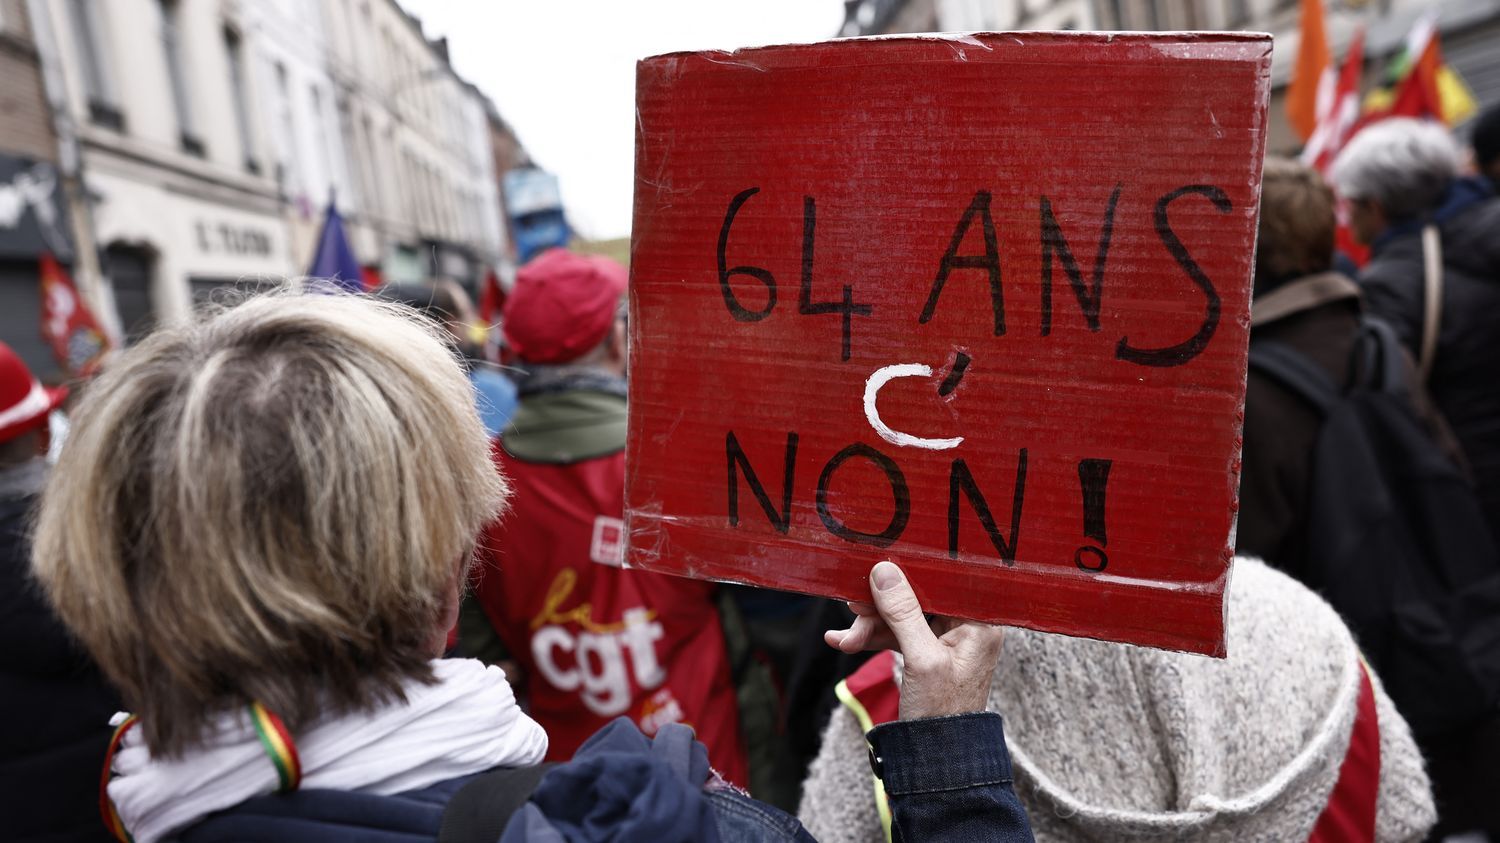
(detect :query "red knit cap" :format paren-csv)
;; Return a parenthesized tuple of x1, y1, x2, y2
(0, 341, 66, 444)
(503, 248, 627, 364)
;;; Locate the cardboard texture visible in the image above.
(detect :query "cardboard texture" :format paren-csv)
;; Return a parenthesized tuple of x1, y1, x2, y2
(626, 32, 1272, 656)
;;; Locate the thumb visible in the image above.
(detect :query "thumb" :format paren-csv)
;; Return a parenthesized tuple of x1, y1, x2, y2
(869, 561, 939, 664)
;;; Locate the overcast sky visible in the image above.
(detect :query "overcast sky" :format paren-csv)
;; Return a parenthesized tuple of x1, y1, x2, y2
(399, 1, 848, 241)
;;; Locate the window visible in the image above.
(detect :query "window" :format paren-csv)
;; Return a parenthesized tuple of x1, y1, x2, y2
(308, 84, 328, 200)
(66, 0, 123, 129)
(104, 244, 156, 345)
(274, 62, 300, 196)
(158, 0, 201, 155)
(224, 28, 257, 173)
(361, 115, 385, 219)
(335, 98, 361, 211)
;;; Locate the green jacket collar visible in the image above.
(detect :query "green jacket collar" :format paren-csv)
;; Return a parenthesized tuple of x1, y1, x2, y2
(500, 390, 628, 464)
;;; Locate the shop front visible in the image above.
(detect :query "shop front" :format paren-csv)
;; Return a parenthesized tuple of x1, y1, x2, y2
(87, 169, 294, 337)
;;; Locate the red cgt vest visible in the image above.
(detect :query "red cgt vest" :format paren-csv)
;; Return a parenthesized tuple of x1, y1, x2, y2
(474, 444, 748, 785)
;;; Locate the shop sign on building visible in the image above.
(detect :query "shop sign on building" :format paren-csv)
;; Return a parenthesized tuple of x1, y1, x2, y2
(0, 155, 71, 260)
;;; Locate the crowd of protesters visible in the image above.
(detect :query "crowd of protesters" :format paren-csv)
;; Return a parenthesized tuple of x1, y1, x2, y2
(2, 104, 1499, 843)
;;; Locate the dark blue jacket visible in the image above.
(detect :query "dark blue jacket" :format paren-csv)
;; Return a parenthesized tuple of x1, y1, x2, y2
(0, 488, 122, 843)
(1361, 179, 1500, 537)
(180, 713, 1031, 842)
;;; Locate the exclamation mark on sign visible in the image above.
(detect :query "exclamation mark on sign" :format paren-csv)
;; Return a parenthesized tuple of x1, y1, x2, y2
(1074, 458, 1112, 572)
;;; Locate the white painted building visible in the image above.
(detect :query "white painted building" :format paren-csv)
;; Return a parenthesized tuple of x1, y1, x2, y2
(320, 0, 505, 290)
(29, 0, 512, 341)
(235, 0, 357, 272)
(31, 0, 295, 338)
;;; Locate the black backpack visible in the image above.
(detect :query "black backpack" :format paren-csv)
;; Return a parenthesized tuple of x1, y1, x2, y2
(1248, 317, 1500, 739)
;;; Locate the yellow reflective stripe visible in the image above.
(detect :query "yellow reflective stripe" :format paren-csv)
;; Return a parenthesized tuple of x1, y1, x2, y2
(835, 678, 893, 843)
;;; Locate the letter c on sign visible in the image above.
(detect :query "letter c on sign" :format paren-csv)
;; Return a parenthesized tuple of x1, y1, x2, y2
(864, 363, 964, 450)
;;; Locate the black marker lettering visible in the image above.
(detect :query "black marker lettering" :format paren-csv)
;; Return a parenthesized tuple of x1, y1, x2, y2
(1116, 185, 1228, 367)
(920, 190, 1006, 336)
(716, 187, 776, 321)
(816, 443, 910, 548)
(1040, 184, 1121, 336)
(799, 196, 873, 361)
(1073, 458, 1112, 572)
(726, 430, 798, 534)
(948, 451, 1027, 565)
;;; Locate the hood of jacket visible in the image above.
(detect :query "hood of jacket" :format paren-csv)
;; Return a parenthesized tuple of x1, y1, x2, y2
(501, 376, 627, 465)
(987, 558, 1432, 841)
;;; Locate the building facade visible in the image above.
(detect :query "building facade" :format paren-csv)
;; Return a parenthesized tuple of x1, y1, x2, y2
(839, 0, 1500, 152)
(320, 0, 505, 292)
(22, 0, 521, 346)
(32, 0, 297, 339)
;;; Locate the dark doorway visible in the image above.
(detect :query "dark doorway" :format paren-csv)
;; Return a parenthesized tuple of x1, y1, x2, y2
(103, 243, 156, 344)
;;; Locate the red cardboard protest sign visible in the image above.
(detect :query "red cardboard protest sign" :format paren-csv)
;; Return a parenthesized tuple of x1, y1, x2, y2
(625, 33, 1271, 656)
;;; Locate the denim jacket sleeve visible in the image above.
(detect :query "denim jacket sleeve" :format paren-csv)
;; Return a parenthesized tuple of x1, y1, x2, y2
(867, 712, 1034, 843)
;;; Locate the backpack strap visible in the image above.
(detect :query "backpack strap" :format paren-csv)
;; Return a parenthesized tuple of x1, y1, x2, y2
(438, 763, 558, 843)
(1418, 224, 1443, 383)
(1355, 316, 1409, 397)
(1247, 341, 1342, 417)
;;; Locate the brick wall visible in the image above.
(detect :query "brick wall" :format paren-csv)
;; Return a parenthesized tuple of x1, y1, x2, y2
(0, 0, 58, 163)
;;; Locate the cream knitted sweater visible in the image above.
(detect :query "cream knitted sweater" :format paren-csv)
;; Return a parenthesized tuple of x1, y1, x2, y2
(798, 558, 1435, 842)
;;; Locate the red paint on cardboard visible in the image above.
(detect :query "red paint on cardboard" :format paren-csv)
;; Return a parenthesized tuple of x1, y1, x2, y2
(625, 32, 1273, 657)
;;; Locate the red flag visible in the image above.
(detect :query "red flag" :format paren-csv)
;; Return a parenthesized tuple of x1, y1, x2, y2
(1302, 27, 1365, 176)
(477, 269, 508, 365)
(1389, 28, 1443, 121)
(39, 252, 111, 377)
(477, 268, 507, 326)
(360, 264, 384, 292)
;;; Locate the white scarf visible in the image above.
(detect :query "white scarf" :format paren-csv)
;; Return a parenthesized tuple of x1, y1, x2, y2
(109, 658, 549, 843)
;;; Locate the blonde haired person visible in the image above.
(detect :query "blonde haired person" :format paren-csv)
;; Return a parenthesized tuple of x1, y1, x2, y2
(31, 291, 1033, 843)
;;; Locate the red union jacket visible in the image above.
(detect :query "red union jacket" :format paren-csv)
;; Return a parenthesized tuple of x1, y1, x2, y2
(473, 395, 747, 784)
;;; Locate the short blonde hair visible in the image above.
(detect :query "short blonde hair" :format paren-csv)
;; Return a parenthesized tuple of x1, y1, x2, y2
(32, 291, 507, 756)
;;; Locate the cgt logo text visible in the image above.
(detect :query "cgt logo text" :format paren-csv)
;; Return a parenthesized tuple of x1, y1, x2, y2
(529, 569, 668, 717)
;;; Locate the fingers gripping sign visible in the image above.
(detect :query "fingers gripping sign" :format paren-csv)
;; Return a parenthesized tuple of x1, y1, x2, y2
(827, 561, 1004, 720)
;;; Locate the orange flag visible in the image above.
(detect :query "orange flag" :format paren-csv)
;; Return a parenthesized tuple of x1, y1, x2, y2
(1287, 0, 1331, 142)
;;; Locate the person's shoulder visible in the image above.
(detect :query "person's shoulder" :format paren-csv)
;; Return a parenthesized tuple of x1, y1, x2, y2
(178, 774, 477, 842)
(1443, 195, 1500, 272)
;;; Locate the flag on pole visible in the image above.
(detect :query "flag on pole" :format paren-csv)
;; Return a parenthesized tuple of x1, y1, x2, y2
(477, 268, 507, 326)
(38, 252, 111, 377)
(476, 268, 508, 364)
(1302, 26, 1365, 176)
(1362, 14, 1477, 127)
(1287, 0, 1331, 143)
(306, 200, 364, 293)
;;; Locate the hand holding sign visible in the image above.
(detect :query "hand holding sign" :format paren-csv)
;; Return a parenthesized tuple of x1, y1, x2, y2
(626, 33, 1271, 655)
(827, 561, 1005, 721)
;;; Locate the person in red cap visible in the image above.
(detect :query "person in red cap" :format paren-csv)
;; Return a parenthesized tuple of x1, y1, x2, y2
(0, 340, 120, 841)
(465, 248, 750, 785)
